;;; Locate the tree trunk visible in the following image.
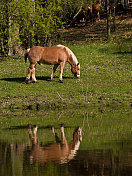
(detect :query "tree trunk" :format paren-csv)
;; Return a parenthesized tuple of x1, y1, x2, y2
(106, 0, 110, 39)
(8, 0, 24, 56)
(70, 5, 83, 26)
(8, 15, 14, 56)
(113, 2, 116, 32)
(0, 37, 6, 56)
(124, 0, 128, 8)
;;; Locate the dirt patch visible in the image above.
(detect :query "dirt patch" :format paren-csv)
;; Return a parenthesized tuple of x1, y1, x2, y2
(60, 12, 132, 44)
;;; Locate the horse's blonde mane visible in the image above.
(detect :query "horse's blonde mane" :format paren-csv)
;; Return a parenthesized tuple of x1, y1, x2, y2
(27, 48, 30, 52)
(57, 44, 78, 64)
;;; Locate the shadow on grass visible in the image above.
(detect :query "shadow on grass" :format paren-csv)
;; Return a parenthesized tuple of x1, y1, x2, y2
(113, 51, 132, 55)
(0, 76, 51, 83)
(0, 77, 26, 83)
(0, 76, 73, 83)
(7, 124, 72, 130)
(7, 125, 53, 130)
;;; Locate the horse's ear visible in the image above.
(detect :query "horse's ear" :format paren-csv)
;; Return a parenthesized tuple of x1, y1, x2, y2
(77, 63, 79, 66)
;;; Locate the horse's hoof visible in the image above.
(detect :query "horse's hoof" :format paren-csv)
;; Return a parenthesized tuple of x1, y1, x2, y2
(60, 124, 64, 127)
(32, 80, 38, 83)
(28, 124, 32, 129)
(59, 80, 64, 83)
(51, 125, 54, 129)
(26, 80, 31, 84)
(33, 125, 38, 128)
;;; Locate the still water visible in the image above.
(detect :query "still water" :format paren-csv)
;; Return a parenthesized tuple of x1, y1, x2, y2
(0, 108, 132, 176)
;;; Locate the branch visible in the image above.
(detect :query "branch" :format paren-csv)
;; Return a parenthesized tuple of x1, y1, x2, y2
(57, 92, 64, 101)
(69, 5, 83, 26)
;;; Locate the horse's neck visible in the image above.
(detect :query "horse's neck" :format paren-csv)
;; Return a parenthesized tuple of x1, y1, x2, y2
(68, 56, 76, 66)
(70, 138, 80, 149)
(68, 131, 81, 158)
(63, 46, 78, 66)
(67, 140, 80, 160)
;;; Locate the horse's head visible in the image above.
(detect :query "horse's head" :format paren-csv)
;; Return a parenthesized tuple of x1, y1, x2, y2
(73, 127, 82, 142)
(71, 63, 80, 78)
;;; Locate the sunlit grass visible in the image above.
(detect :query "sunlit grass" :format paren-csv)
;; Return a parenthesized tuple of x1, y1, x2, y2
(0, 41, 131, 112)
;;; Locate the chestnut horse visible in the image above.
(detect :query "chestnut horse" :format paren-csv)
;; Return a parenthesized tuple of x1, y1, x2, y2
(92, 3, 101, 21)
(27, 125, 82, 164)
(25, 45, 80, 83)
(83, 3, 101, 22)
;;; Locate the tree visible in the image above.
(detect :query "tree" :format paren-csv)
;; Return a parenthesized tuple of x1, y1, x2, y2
(0, 0, 64, 56)
(0, 0, 8, 56)
(106, 0, 110, 39)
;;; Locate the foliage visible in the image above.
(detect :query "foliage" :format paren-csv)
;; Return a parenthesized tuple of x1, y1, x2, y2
(0, 0, 97, 54)
(0, 0, 64, 53)
(0, 0, 9, 52)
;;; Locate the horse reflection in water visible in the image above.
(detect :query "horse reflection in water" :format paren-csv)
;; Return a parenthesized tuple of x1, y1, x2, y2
(28, 124, 82, 164)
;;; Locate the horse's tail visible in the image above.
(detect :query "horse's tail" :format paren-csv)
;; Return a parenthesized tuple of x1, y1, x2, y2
(24, 48, 30, 63)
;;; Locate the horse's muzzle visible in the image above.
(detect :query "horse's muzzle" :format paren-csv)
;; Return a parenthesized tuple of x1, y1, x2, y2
(77, 74, 80, 78)
(75, 74, 80, 78)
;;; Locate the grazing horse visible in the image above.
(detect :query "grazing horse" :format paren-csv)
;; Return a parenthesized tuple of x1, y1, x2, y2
(24, 45, 80, 83)
(27, 125, 82, 164)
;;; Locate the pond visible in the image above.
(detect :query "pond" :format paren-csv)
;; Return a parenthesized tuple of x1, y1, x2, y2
(0, 107, 132, 176)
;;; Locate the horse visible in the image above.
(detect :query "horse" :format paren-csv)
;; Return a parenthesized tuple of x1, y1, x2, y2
(82, 3, 102, 22)
(24, 45, 80, 83)
(92, 3, 101, 21)
(27, 124, 82, 164)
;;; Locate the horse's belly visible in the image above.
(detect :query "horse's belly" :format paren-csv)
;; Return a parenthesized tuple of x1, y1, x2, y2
(40, 58, 58, 65)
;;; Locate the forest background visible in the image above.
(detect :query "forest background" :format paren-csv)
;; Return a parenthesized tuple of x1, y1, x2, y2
(1, 0, 129, 56)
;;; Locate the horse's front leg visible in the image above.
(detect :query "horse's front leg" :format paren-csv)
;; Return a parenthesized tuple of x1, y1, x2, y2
(31, 64, 37, 83)
(59, 62, 65, 83)
(51, 64, 59, 81)
(28, 125, 38, 145)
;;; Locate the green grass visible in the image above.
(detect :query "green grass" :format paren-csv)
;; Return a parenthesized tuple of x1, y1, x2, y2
(0, 41, 131, 111)
(0, 16, 132, 148)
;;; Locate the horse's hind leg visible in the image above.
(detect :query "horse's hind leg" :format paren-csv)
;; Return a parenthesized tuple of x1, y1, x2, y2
(52, 126, 61, 143)
(51, 64, 59, 81)
(26, 64, 37, 84)
(26, 66, 32, 84)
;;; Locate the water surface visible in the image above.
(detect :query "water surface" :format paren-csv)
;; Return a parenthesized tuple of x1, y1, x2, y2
(0, 108, 132, 176)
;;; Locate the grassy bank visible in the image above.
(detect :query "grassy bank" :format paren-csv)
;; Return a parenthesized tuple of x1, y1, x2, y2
(0, 40, 131, 111)
(0, 40, 131, 149)
(0, 13, 132, 112)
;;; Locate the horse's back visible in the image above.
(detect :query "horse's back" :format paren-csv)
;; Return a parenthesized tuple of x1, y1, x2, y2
(29, 46, 44, 55)
(92, 3, 101, 11)
(28, 45, 68, 65)
(28, 46, 44, 63)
